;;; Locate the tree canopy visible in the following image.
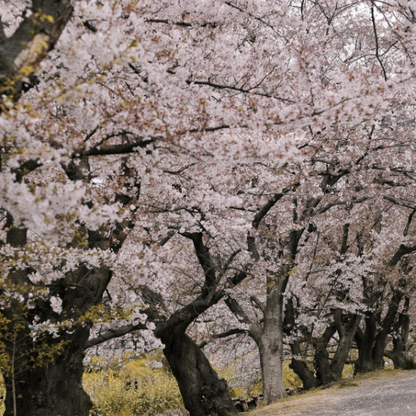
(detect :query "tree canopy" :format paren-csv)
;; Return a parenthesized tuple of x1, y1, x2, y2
(2, 1, 416, 415)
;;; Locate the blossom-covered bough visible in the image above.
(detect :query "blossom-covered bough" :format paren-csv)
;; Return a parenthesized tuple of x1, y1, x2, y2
(2, 0, 416, 416)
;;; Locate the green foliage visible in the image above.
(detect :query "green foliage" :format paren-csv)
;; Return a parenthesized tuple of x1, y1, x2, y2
(342, 364, 354, 378)
(83, 357, 183, 416)
(282, 361, 303, 388)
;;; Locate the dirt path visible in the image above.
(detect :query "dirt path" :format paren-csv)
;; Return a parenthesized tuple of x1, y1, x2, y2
(250, 370, 416, 416)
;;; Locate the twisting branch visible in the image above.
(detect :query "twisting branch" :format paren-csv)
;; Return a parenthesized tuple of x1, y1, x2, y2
(198, 328, 248, 348)
(250, 295, 265, 314)
(252, 184, 299, 229)
(85, 323, 147, 349)
(388, 244, 416, 267)
(180, 232, 216, 294)
(371, 1, 388, 81)
(404, 209, 416, 237)
(75, 138, 158, 157)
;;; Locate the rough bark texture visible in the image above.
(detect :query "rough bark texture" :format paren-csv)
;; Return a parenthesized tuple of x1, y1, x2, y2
(3, 326, 92, 416)
(290, 358, 318, 390)
(259, 335, 286, 403)
(162, 327, 237, 416)
(1, 155, 138, 415)
(383, 297, 410, 370)
(355, 313, 377, 374)
(331, 311, 362, 379)
(2, 266, 112, 416)
(259, 264, 290, 403)
(0, 0, 73, 102)
(355, 290, 404, 374)
(313, 323, 337, 385)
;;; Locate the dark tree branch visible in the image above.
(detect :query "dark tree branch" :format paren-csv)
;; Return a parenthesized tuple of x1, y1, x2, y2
(250, 295, 265, 314)
(85, 323, 147, 349)
(371, 2, 388, 81)
(383, 195, 415, 210)
(252, 184, 298, 229)
(0, 0, 73, 101)
(198, 328, 248, 348)
(340, 223, 350, 255)
(225, 297, 252, 325)
(154, 270, 247, 339)
(404, 209, 416, 237)
(11, 159, 42, 183)
(76, 138, 158, 157)
(388, 244, 416, 267)
(145, 18, 218, 28)
(180, 232, 216, 295)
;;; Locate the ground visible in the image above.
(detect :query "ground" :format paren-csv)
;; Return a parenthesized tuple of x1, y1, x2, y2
(250, 369, 416, 416)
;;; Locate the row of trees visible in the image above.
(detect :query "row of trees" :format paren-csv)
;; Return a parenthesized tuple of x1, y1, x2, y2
(1, 0, 416, 415)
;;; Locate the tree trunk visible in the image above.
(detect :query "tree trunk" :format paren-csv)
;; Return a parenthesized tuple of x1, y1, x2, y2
(372, 290, 403, 368)
(355, 313, 377, 374)
(259, 334, 286, 403)
(162, 327, 237, 416)
(258, 264, 291, 404)
(386, 297, 410, 369)
(313, 323, 337, 385)
(289, 358, 318, 390)
(2, 264, 112, 416)
(3, 325, 91, 416)
(330, 311, 361, 379)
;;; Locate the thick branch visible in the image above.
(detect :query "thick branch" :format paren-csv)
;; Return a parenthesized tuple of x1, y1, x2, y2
(388, 244, 416, 267)
(180, 232, 216, 295)
(252, 184, 298, 229)
(0, 0, 73, 101)
(198, 328, 247, 348)
(85, 323, 147, 349)
(404, 209, 416, 237)
(77, 138, 157, 157)
(250, 295, 265, 314)
(154, 270, 247, 339)
(225, 297, 252, 325)
(340, 223, 350, 255)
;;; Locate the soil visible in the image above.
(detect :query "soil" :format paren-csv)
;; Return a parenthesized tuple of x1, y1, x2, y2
(250, 369, 416, 416)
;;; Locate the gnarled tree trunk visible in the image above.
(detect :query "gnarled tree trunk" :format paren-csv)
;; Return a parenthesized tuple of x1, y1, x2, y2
(313, 323, 337, 385)
(355, 313, 377, 374)
(3, 326, 92, 416)
(330, 311, 361, 380)
(161, 326, 236, 416)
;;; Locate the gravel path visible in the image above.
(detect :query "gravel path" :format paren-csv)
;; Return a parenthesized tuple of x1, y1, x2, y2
(251, 370, 416, 416)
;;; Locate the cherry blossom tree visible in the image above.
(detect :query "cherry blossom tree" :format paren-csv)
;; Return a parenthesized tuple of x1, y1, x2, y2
(3, 0, 416, 416)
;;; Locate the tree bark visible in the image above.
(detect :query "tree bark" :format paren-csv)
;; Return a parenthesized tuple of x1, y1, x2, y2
(385, 297, 410, 369)
(372, 290, 403, 367)
(330, 311, 361, 379)
(161, 326, 237, 416)
(259, 333, 286, 403)
(313, 323, 337, 385)
(355, 313, 376, 373)
(3, 326, 92, 416)
(0, 0, 73, 102)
